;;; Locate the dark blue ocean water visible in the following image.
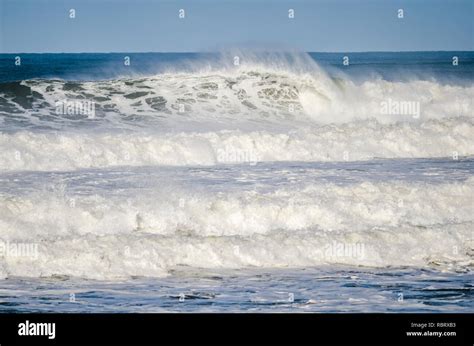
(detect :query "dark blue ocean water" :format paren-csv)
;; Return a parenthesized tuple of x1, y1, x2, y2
(1, 266, 473, 312)
(1, 51, 473, 83)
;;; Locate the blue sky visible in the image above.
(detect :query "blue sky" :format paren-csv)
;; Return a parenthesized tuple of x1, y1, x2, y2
(0, 0, 472, 53)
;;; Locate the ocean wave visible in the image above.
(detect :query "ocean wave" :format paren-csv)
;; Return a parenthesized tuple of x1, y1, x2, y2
(0, 62, 472, 130)
(0, 117, 472, 171)
(0, 52, 472, 280)
(0, 177, 472, 279)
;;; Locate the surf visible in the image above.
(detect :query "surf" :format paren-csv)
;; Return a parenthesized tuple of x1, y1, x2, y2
(0, 52, 472, 131)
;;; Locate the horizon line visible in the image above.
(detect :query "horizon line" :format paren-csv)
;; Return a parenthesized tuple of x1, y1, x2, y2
(1, 50, 473, 55)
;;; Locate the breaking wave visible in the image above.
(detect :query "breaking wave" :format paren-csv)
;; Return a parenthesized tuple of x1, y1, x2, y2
(0, 57, 472, 130)
(0, 52, 473, 279)
(0, 117, 472, 171)
(1, 175, 473, 279)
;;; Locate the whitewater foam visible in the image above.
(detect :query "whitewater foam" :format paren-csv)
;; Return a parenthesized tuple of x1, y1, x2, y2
(0, 52, 473, 280)
(0, 117, 472, 171)
(0, 165, 472, 279)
